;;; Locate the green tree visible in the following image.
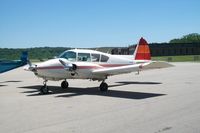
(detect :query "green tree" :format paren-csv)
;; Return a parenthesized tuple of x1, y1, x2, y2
(169, 33, 200, 43)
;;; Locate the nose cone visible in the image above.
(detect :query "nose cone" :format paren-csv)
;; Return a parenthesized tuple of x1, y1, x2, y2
(35, 59, 68, 79)
(23, 64, 37, 72)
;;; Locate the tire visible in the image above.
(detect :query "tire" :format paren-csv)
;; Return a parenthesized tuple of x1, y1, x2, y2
(100, 82, 108, 92)
(40, 85, 49, 94)
(61, 81, 69, 89)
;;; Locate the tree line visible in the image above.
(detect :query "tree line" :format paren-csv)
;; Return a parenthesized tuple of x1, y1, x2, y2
(0, 47, 70, 60)
(0, 33, 200, 60)
(0, 47, 114, 60)
(169, 33, 200, 43)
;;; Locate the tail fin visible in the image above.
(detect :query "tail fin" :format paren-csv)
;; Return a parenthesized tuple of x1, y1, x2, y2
(20, 51, 28, 63)
(133, 37, 151, 60)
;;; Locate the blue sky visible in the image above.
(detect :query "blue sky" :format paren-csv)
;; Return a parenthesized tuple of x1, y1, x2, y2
(0, 0, 200, 48)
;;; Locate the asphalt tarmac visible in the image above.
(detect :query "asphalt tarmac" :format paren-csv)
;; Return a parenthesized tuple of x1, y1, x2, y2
(0, 62, 200, 133)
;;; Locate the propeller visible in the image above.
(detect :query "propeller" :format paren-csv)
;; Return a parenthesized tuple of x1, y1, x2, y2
(59, 59, 77, 71)
(24, 60, 37, 72)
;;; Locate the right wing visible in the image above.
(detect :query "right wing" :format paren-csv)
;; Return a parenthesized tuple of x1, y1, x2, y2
(92, 61, 173, 76)
(92, 64, 141, 75)
(92, 64, 143, 75)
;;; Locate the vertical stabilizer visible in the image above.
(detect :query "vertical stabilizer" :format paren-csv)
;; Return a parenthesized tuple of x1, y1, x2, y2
(134, 37, 151, 60)
(20, 51, 28, 63)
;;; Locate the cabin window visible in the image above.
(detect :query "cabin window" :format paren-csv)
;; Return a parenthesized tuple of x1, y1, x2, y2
(100, 54, 109, 62)
(78, 53, 91, 62)
(59, 51, 76, 61)
(91, 54, 100, 62)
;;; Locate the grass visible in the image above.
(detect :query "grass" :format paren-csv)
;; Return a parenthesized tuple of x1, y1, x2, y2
(152, 55, 200, 62)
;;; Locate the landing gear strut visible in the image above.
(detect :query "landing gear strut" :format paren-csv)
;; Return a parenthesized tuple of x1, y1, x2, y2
(40, 80, 49, 94)
(99, 81, 108, 92)
(61, 80, 69, 89)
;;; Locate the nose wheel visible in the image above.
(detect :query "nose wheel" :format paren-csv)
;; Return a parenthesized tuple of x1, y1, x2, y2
(99, 82, 108, 92)
(61, 80, 69, 89)
(40, 80, 49, 94)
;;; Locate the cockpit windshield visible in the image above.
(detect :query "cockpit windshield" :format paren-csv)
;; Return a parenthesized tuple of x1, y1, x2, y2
(59, 51, 76, 61)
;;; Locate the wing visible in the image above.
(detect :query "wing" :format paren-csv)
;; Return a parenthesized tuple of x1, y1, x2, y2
(92, 61, 173, 76)
(92, 64, 142, 75)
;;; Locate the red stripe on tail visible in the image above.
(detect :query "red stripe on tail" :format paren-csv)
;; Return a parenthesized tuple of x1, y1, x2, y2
(134, 37, 151, 60)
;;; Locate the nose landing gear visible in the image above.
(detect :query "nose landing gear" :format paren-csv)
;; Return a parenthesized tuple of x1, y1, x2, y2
(40, 80, 49, 94)
(61, 80, 69, 89)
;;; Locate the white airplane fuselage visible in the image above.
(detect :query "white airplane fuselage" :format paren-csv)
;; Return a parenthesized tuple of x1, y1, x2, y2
(34, 49, 137, 81)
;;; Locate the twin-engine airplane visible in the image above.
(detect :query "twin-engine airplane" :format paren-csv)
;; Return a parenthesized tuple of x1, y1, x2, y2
(25, 38, 173, 94)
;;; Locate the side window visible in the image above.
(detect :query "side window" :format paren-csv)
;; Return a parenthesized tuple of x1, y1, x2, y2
(59, 51, 76, 61)
(78, 53, 91, 62)
(100, 54, 109, 62)
(91, 54, 100, 62)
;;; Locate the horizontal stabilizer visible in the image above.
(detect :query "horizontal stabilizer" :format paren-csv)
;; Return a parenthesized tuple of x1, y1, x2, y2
(142, 61, 174, 70)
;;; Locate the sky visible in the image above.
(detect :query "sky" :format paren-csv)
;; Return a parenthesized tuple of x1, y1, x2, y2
(0, 0, 200, 48)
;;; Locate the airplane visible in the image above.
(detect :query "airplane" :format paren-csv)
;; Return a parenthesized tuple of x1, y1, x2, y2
(24, 38, 173, 94)
(0, 51, 28, 73)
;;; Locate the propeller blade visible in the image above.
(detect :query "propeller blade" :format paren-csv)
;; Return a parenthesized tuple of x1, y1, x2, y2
(59, 59, 77, 71)
(24, 59, 37, 72)
(59, 59, 73, 70)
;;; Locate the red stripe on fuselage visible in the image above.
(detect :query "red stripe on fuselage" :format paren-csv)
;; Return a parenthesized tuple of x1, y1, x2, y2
(100, 64, 130, 67)
(36, 64, 131, 70)
(77, 66, 100, 69)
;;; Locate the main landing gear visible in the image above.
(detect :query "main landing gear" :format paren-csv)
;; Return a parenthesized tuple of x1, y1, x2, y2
(99, 81, 108, 92)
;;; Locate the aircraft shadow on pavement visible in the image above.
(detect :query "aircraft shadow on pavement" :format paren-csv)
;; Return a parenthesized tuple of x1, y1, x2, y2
(0, 85, 7, 87)
(0, 80, 22, 87)
(19, 81, 165, 100)
(0, 80, 22, 83)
